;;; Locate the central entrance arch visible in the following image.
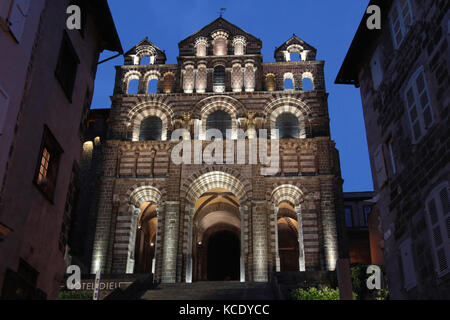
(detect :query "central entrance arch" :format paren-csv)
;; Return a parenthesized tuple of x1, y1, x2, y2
(207, 230, 240, 281)
(183, 171, 249, 283)
(191, 190, 241, 282)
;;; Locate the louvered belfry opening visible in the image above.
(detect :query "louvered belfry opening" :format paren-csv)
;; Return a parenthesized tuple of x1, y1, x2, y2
(206, 110, 232, 139)
(276, 112, 299, 139)
(139, 116, 162, 141)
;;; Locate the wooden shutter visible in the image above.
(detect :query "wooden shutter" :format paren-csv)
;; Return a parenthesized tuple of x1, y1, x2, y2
(373, 145, 387, 188)
(426, 186, 450, 277)
(399, 238, 416, 290)
(8, 0, 30, 41)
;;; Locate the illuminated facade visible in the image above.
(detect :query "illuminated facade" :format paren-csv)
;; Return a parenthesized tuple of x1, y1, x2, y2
(87, 18, 347, 283)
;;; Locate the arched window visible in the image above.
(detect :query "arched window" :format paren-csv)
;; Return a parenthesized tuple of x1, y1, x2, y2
(284, 78, 294, 90)
(276, 113, 299, 139)
(128, 79, 139, 94)
(206, 110, 232, 139)
(148, 79, 158, 94)
(302, 77, 313, 91)
(213, 66, 226, 86)
(139, 116, 162, 141)
(290, 52, 301, 61)
(140, 56, 151, 65)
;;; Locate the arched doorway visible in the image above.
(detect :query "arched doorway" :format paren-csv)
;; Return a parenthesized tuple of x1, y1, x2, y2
(189, 188, 242, 282)
(207, 230, 240, 281)
(278, 216, 300, 271)
(134, 201, 158, 273)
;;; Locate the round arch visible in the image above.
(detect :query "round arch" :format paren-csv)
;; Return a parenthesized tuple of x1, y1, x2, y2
(264, 96, 310, 139)
(271, 184, 304, 207)
(127, 98, 174, 141)
(185, 171, 248, 205)
(122, 70, 142, 94)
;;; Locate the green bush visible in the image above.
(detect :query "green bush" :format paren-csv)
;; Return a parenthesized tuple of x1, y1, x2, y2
(58, 290, 93, 300)
(292, 287, 340, 300)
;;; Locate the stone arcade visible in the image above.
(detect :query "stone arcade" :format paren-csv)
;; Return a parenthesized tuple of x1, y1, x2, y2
(87, 18, 347, 283)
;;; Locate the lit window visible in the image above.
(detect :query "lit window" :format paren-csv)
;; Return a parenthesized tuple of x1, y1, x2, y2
(390, 0, 413, 49)
(405, 67, 433, 142)
(37, 148, 51, 186)
(34, 126, 63, 200)
(425, 183, 450, 277)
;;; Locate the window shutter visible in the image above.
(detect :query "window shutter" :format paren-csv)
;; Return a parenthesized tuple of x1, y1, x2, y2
(399, 238, 416, 291)
(426, 187, 450, 277)
(0, 86, 8, 135)
(373, 145, 387, 188)
(370, 51, 383, 89)
(8, 0, 29, 41)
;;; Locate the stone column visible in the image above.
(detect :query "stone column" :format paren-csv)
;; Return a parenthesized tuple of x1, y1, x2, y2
(273, 204, 281, 272)
(152, 206, 163, 275)
(231, 62, 243, 92)
(91, 178, 117, 273)
(321, 180, 339, 270)
(252, 201, 268, 282)
(244, 61, 256, 92)
(183, 64, 195, 93)
(125, 205, 140, 274)
(161, 201, 180, 283)
(295, 204, 306, 271)
(195, 63, 207, 93)
(185, 205, 195, 283)
(239, 205, 247, 282)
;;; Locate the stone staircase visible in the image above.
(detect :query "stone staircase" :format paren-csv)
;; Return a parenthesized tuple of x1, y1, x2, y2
(105, 278, 276, 300)
(141, 281, 276, 300)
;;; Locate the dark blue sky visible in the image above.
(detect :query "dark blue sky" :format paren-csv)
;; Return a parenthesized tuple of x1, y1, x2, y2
(93, 0, 373, 192)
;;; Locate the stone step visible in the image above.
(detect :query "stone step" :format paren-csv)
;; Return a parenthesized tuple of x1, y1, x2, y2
(140, 281, 275, 300)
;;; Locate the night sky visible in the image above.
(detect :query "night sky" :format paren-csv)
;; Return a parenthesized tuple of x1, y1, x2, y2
(93, 0, 373, 192)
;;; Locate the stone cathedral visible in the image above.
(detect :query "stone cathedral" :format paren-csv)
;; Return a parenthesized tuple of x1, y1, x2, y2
(87, 18, 346, 284)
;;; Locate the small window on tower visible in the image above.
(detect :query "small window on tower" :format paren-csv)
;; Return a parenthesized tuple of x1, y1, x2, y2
(284, 78, 294, 90)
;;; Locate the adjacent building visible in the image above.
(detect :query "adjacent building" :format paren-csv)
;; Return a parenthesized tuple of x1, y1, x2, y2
(80, 17, 350, 285)
(0, 0, 122, 299)
(343, 192, 383, 265)
(336, 0, 449, 299)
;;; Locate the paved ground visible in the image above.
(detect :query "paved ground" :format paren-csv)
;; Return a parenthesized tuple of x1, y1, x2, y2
(139, 281, 276, 300)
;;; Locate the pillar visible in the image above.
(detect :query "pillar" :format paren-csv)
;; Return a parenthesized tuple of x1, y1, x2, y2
(125, 205, 141, 273)
(152, 206, 163, 275)
(252, 201, 268, 282)
(273, 204, 281, 272)
(295, 204, 306, 271)
(161, 201, 180, 283)
(320, 180, 339, 270)
(185, 205, 195, 283)
(239, 205, 247, 282)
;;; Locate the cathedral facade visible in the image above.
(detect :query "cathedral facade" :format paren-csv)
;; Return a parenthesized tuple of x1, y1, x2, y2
(89, 18, 346, 283)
